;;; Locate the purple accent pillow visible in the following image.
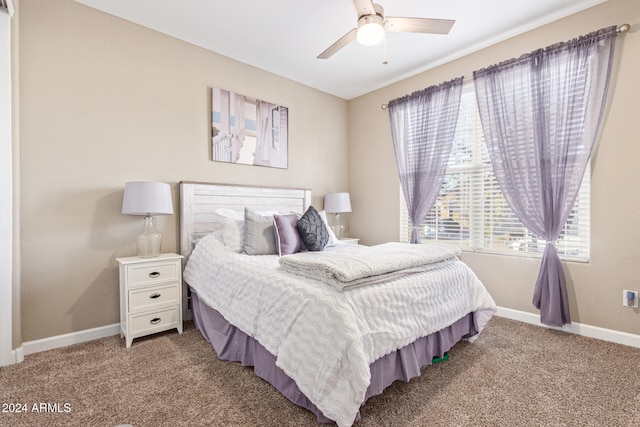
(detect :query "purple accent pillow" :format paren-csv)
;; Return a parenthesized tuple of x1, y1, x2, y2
(273, 213, 303, 256)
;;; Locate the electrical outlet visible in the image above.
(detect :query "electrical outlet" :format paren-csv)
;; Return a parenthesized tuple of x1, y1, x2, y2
(623, 290, 638, 308)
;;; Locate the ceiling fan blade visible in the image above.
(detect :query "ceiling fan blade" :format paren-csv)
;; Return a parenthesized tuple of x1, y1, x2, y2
(352, 0, 376, 17)
(384, 17, 455, 34)
(317, 28, 357, 59)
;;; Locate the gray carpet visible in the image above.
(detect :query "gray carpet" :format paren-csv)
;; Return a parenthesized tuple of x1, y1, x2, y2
(1, 317, 640, 426)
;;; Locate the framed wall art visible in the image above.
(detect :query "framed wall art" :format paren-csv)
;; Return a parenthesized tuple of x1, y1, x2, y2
(210, 87, 288, 169)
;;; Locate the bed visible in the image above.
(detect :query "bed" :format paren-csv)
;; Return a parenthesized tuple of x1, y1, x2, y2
(179, 181, 496, 427)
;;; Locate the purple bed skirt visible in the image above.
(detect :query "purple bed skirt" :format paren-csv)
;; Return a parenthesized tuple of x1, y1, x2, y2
(191, 290, 478, 424)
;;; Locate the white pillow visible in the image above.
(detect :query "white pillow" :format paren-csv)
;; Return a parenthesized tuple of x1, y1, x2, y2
(213, 208, 244, 221)
(319, 210, 339, 247)
(213, 208, 247, 252)
(222, 219, 244, 252)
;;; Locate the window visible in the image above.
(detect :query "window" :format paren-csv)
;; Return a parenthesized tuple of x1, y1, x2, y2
(400, 84, 590, 262)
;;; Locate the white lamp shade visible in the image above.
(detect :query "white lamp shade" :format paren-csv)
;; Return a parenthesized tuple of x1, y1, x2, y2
(122, 182, 174, 216)
(324, 192, 352, 214)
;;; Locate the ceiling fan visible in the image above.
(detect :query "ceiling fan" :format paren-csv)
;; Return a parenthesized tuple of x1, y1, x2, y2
(317, 0, 455, 59)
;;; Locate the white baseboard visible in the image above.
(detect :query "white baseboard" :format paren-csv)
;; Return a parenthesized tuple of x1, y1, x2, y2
(14, 346, 23, 363)
(22, 323, 121, 356)
(496, 306, 640, 348)
(0, 347, 23, 367)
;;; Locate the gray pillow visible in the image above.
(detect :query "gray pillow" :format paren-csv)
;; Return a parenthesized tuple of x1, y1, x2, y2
(244, 208, 277, 255)
(297, 206, 329, 251)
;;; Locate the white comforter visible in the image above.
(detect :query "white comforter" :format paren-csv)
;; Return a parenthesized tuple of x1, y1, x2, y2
(183, 234, 496, 427)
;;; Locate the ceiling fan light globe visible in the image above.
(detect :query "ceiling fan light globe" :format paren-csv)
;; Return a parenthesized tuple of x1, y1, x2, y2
(357, 21, 384, 45)
(356, 12, 385, 46)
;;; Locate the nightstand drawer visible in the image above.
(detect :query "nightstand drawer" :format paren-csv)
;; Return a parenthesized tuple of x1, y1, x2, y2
(127, 262, 180, 286)
(129, 284, 179, 313)
(130, 307, 179, 334)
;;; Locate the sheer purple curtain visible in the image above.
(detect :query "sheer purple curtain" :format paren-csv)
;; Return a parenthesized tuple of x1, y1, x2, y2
(473, 27, 617, 326)
(389, 77, 464, 243)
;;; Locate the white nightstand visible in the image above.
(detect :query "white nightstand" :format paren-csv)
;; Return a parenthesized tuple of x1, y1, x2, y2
(116, 253, 184, 348)
(339, 237, 360, 245)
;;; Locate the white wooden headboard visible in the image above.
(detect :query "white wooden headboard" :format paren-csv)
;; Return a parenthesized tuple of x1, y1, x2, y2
(179, 181, 312, 260)
(179, 181, 312, 318)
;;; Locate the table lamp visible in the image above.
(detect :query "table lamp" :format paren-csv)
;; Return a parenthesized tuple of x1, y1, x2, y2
(324, 192, 352, 239)
(122, 181, 174, 257)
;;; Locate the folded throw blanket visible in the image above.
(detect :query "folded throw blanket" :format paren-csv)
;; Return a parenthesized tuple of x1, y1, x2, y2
(279, 242, 462, 290)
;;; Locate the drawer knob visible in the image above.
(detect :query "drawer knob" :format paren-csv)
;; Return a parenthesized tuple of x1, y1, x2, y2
(150, 317, 161, 325)
(149, 293, 161, 299)
(149, 272, 160, 278)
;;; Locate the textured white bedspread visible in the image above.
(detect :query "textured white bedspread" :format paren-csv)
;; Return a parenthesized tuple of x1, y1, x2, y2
(183, 234, 496, 427)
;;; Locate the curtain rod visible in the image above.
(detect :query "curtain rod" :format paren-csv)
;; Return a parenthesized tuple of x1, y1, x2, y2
(381, 23, 630, 110)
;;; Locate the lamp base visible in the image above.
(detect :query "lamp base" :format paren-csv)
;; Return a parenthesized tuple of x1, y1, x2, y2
(137, 216, 163, 257)
(333, 213, 345, 239)
(332, 224, 345, 240)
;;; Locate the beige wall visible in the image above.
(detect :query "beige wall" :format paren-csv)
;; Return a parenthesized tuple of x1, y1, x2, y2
(17, 0, 349, 341)
(349, 0, 640, 334)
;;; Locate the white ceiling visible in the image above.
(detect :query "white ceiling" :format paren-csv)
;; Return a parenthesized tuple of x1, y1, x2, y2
(74, 0, 607, 100)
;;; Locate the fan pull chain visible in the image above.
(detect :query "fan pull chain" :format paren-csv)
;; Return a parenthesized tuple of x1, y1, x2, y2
(383, 34, 388, 65)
